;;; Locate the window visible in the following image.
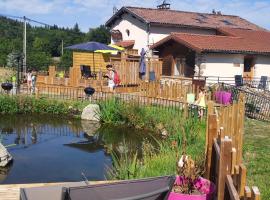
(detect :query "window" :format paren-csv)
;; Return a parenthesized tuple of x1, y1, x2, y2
(126, 29, 130, 37)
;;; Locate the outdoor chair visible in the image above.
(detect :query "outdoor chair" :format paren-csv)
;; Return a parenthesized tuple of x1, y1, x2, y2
(80, 65, 96, 79)
(235, 75, 243, 87)
(258, 76, 268, 90)
(62, 176, 175, 200)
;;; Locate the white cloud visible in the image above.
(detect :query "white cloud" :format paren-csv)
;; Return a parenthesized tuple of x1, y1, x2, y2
(0, 0, 58, 14)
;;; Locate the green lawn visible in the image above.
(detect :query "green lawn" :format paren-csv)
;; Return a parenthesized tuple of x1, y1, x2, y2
(244, 119, 270, 199)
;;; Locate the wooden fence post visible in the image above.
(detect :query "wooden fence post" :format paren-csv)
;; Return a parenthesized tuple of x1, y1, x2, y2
(206, 101, 215, 153)
(205, 114, 218, 179)
(217, 137, 232, 200)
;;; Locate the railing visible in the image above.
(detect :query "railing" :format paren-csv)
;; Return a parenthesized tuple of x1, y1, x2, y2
(203, 76, 270, 91)
(215, 83, 270, 121)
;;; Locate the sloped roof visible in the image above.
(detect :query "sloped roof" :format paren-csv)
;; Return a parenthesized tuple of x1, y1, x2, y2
(115, 40, 135, 48)
(151, 28, 270, 55)
(106, 7, 264, 31)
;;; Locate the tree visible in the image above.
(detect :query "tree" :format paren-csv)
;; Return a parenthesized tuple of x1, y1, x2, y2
(27, 51, 51, 71)
(58, 50, 72, 70)
(85, 25, 110, 44)
(6, 51, 22, 68)
(73, 23, 80, 33)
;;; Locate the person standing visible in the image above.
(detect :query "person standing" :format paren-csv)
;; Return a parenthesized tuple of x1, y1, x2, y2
(195, 86, 206, 119)
(26, 70, 32, 93)
(31, 70, 37, 94)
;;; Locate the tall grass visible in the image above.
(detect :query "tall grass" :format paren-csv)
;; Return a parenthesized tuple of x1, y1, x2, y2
(100, 98, 206, 180)
(0, 95, 88, 116)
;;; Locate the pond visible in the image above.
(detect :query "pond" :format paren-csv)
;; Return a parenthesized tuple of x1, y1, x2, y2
(0, 114, 157, 184)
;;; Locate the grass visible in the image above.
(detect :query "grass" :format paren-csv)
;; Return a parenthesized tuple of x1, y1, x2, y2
(243, 119, 270, 199)
(0, 67, 16, 82)
(101, 98, 206, 180)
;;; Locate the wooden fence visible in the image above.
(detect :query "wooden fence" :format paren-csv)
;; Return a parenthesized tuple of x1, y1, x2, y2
(205, 94, 261, 200)
(111, 57, 162, 85)
(37, 57, 162, 88)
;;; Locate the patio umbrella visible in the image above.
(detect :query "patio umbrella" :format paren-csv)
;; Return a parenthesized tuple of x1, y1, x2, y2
(66, 42, 117, 72)
(95, 44, 124, 55)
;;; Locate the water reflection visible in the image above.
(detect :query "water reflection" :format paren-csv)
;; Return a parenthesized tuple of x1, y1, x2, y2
(0, 114, 157, 184)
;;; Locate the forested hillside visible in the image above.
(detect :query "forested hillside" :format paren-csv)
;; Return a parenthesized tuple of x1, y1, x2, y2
(0, 16, 110, 70)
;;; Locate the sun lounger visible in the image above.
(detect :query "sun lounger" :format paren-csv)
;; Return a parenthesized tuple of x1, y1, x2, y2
(62, 176, 175, 200)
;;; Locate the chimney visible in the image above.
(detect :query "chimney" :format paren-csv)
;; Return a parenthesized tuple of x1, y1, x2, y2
(157, 0, 171, 9)
(113, 6, 118, 14)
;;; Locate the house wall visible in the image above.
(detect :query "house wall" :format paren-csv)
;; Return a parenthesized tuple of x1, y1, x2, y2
(200, 54, 244, 83)
(110, 13, 148, 51)
(254, 55, 270, 78)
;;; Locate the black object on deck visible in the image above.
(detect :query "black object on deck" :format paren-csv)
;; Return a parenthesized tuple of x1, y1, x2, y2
(80, 65, 96, 79)
(84, 87, 95, 96)
(62, 175, 175, 200)
(1, 83, 13, 91)
(258, 76, 268, 90)
(235, 75, 243, 87)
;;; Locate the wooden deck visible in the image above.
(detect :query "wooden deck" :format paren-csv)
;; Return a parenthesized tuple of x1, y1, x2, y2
(0, 181, 107, 200)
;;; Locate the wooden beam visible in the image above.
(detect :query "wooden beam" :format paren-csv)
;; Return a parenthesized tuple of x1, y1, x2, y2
(225, 175, 240, 200)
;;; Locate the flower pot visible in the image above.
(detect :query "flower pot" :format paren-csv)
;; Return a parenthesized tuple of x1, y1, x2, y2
(168, 176, 215, 200)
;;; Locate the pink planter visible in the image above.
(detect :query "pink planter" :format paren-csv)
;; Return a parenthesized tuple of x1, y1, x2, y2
(168, 176, 215, 200)
(215, 91, 232, 105)
(221, 92, 231, 105)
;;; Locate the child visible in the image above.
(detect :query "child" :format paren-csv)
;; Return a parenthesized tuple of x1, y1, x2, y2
(195, 86, 206, 119)
(105, 64, 115, 92)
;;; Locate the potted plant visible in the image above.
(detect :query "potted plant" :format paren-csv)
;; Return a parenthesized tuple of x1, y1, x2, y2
(168, 140, 215, 200)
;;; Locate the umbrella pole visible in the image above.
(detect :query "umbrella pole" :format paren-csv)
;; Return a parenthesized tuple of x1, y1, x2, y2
(93, 52, 95, 73)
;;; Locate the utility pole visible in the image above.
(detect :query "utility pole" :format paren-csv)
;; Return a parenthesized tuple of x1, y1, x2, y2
(61, 40, 64, 56)
(23, 16, 27, 76)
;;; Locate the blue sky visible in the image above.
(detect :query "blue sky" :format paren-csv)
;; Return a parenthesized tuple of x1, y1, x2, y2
(0, 0, 269, 32)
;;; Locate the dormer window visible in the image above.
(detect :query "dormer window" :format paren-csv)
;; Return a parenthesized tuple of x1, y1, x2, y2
(126, 29, 130, 37)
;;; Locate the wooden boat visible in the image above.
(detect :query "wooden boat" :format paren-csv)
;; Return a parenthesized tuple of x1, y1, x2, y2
(0, 143, 13, 167)
(20, 176, 175, 200)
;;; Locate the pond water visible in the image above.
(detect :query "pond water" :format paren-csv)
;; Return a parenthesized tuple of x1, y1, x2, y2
(0, 115, 156, 184)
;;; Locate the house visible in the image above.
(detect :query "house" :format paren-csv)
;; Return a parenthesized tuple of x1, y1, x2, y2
(105, 6, 263, 53)
(106, 6, 270, 81)
(151, 28, 270, 81)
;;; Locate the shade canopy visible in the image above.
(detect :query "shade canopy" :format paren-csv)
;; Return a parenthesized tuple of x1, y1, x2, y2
(66, 41, 116, 52)
(95, 44, 124, 54)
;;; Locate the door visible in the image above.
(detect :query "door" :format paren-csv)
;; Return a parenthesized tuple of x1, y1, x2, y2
(162, 56, 173, 76)
(174, 58, 184, 76)
(243, 57, 255, 80)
